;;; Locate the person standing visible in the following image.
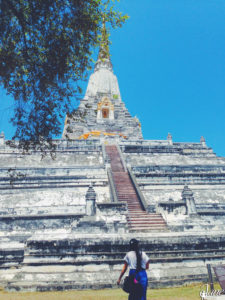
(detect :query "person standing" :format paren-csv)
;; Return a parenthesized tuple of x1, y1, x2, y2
(117, 239, 150, 300)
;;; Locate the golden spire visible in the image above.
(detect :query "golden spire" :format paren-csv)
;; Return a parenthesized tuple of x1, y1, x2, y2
(95, 17, 112, 71)
(98, 17, 110, 60)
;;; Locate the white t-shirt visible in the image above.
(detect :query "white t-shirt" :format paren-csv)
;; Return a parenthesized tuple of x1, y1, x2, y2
(124, 251, 149, 269)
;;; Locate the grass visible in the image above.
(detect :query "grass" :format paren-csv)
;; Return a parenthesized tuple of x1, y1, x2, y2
(0, 283, 219, 300)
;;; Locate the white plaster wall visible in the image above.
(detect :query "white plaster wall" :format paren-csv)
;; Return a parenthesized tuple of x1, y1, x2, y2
(142, 185, 225, 205)
(0, 153, 103, 168)
(0, 188, 85, 208)
(0, 185, 111, 215)
(125, 153, 225, 166)
(142, 188, 182, 204)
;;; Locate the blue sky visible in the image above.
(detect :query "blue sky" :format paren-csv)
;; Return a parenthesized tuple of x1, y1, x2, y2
(109, 0, 225, 156)
(0, 0, 225, 156)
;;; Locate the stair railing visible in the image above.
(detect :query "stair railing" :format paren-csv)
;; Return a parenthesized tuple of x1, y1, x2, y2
(127, 167, 150, 212)
(116, 144, 127, 172)
(102, 144, 108, 165)
(107, 167, 119, 203)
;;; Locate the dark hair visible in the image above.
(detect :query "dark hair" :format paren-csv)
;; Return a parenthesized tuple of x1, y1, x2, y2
(129, 239, 142, 270)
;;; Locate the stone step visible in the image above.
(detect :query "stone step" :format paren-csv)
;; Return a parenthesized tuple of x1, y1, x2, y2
(127, 213, 163, 217)
(114, 182, 132, 185)
(127, 212, 161, 215)
(115, 188, 134, 191)
(117, 194, 137, 197)
(129, 223, 167, 227)
(127, 208, 143, 211)
(106, 144, 167, 232)
(128, 220, 166, 224)
(123, 201, 140, 204)
(114, 181, 133, 183)
(118, 198, 137, 200)
(113, 176, 130, 179)
(117, 191, 136, 194)
(128, 213, 159, 216)
(127, 207, 144, 212)
(3, 266, 117, 291)
(120, 204, 140, 206)
(125, 201, 141, 204)
(129, 226, 167, 231)
(6, 281, 114, 292)
(127, 217, 166, 221)
(117, 192, 136, 195)
(118, 196, 137, 199)
(129, 225, 167, 229)
(120, 202, 140, 204)
(117, 192, 136, 194)
(117, 194, 136, 196)
(118, 195, 137, 198)
(127, 213, 150, 216)
(128, 217, 167, 221)
(128, 218, 161, 220)
(24, 248, 225, 259)
(112, 173, 129, 175)
(128, 220, 166, 225)
(0, 241, 25, 268)
(113, 178, 131, 181)
(128, 217, 166, 225)
(129, 228, 168, 232)
(128, 225, 166, 228)
(120, 200, 141, 202)
(119, 201, 140, 203)
(128, 213, 163, 216)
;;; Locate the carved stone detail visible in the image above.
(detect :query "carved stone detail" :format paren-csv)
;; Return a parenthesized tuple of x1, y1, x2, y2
(182, 185, 197, 216)
(97, 96, 114, 120)
(86, 185, 96, 216)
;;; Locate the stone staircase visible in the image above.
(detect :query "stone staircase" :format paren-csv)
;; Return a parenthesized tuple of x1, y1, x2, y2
(105, 145, 167, 232)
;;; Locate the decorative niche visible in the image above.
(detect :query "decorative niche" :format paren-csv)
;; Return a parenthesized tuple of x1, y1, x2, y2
(97, 96, 114, 121)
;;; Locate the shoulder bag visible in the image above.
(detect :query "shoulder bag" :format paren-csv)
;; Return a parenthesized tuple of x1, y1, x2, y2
(122, 271, 142, 295)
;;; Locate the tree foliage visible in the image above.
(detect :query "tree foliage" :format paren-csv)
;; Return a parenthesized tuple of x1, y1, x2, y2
(0, 0, 127, 150)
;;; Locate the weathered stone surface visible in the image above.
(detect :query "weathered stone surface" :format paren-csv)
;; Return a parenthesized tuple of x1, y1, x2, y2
(1, 31, 225, 292)
(1, 120, 225, 291)
(86, 186, 97, 216)
(1, 231, 225, 291)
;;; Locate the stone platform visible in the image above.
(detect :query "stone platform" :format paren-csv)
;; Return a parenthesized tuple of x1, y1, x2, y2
(0, 137, 225, 291)
(1, 230, 225, 291)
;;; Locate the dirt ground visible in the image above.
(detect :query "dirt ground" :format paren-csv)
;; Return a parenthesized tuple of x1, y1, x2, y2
(0, 283, 210, 300)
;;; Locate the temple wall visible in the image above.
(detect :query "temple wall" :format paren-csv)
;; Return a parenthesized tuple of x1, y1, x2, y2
(0, 166, 106, 177)
(0, 187, 110, 218)
(0, 152, 103, 168)
(125, 153, 225, 166)
(0, 141, 225, 290)
(140, 185, 225, 206)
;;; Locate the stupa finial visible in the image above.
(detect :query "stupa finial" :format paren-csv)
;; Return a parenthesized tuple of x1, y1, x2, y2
(95, 17, 112, 71)
(98, 17, 110, 59)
